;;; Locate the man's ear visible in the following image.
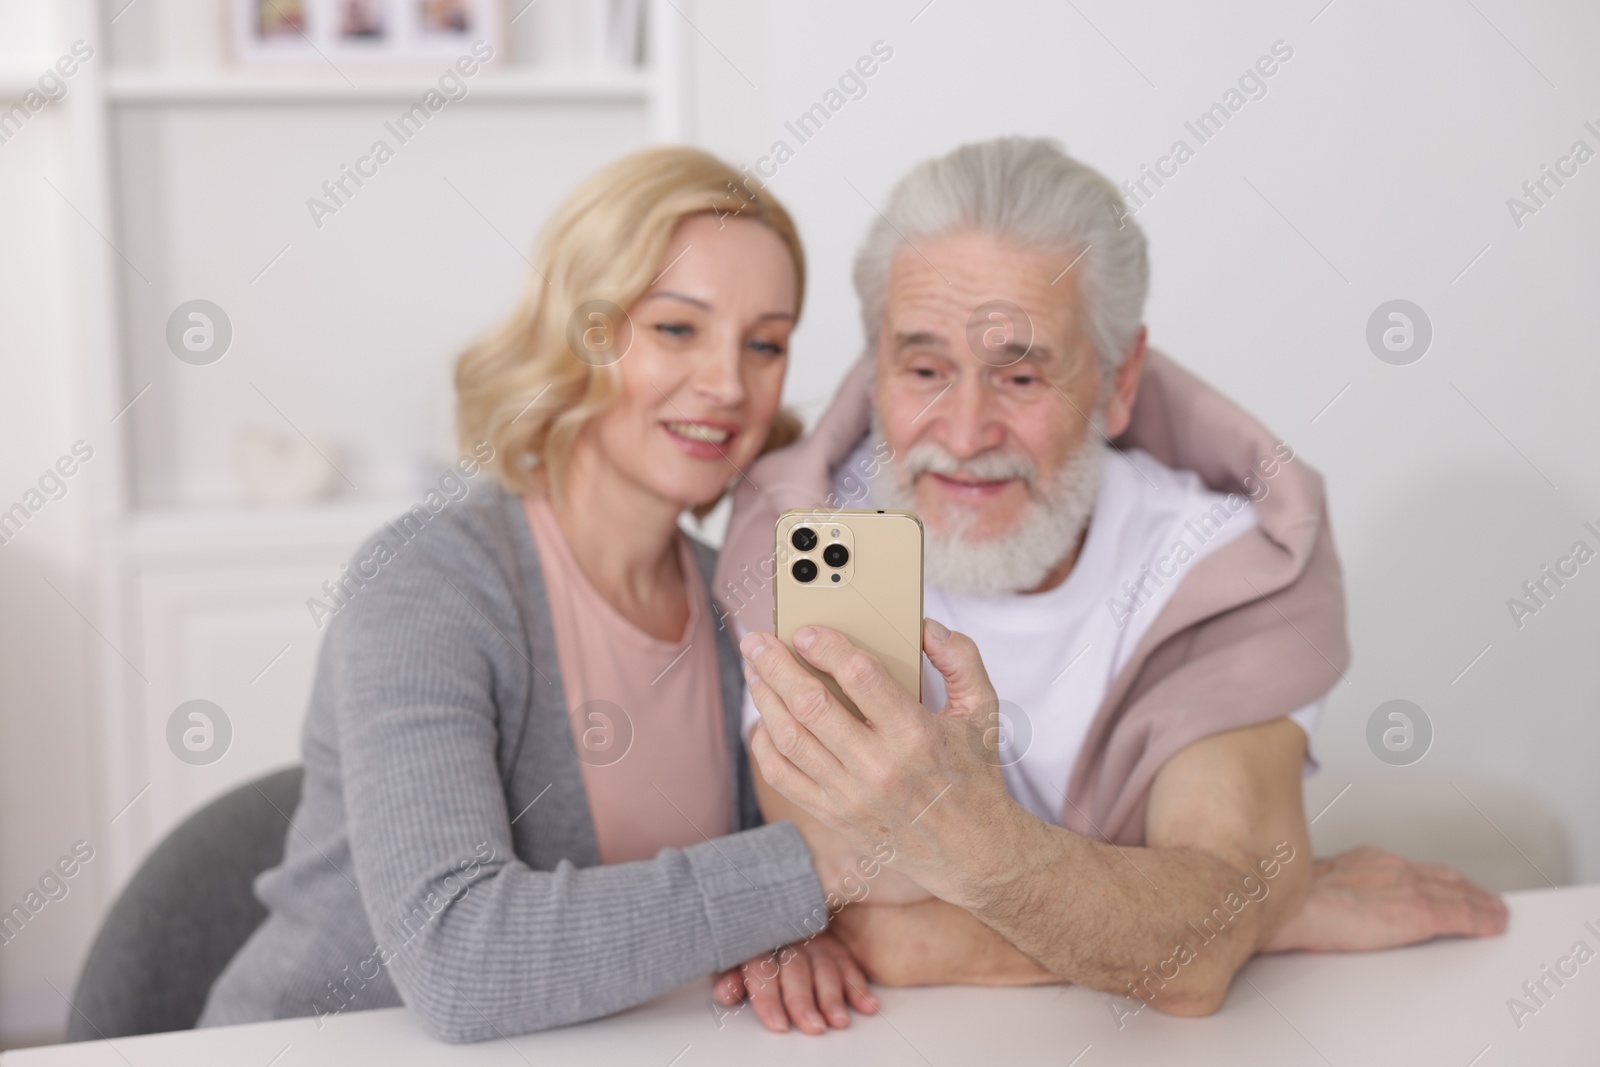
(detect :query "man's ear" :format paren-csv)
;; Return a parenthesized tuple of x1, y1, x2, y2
(1100, 326, 1148, 439)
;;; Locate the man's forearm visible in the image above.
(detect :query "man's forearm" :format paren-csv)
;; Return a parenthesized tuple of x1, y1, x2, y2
(754, 732, 1305, 1008)
(743, 636, 1313, 1013)
(831, 898, 1058, 987)
(964, 813, 1306, 1013)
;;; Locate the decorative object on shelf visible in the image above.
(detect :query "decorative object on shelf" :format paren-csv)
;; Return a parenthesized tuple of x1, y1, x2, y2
(233, 423, 341, 507)
(231, 0, 504, 64)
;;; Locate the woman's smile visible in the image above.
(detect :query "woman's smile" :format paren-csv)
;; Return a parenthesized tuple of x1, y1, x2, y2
(662, 418, 737, 458)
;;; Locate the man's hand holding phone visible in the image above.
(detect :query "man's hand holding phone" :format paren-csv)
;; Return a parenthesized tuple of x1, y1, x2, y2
(742, 618, 1031, 913)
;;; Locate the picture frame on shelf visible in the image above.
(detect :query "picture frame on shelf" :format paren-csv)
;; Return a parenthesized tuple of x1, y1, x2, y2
(605, 0, 646, 67)
(231, 0, 503, 64)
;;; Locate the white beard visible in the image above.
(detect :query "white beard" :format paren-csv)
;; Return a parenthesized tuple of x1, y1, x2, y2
(870, 413, 1106, 597)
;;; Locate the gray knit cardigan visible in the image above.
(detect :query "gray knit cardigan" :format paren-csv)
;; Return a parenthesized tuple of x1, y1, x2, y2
(197, 483, 825, 1041)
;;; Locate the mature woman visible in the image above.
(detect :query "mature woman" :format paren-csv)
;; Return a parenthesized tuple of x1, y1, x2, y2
(199, 147, 875, 1041)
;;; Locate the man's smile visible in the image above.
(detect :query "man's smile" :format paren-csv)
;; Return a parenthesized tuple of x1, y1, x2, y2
(924, 472, 1020, 499)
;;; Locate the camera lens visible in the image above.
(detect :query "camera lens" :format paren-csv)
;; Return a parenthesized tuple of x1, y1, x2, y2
(791, 527, 818, 551)
(792, 558, 818, 583)
(823, 544, 850, 568)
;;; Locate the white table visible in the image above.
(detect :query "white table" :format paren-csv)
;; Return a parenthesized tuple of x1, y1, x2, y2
(9, 885, 1599, 1066)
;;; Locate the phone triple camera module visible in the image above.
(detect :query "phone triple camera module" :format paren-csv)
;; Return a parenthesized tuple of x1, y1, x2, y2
(822, 543, 849, 568)
(791, 527, 818, 551)
(792, 558, 819, 583)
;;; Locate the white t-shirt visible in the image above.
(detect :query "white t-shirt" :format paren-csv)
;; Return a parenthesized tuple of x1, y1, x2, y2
(739, 443, 1323, 826)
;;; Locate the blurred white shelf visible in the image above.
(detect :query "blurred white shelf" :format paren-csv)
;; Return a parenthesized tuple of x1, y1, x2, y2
(0, 68, 44, 96)
(117, 498, 415, 559)
(104, 67, 654, 104)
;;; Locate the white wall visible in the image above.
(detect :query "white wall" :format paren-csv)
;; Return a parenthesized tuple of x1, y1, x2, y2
(0, 5, 106, 1044)
(683, 0, 1600, 881)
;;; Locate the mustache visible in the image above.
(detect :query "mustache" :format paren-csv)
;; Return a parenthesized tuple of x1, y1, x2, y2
(898, 441, 1038, 486)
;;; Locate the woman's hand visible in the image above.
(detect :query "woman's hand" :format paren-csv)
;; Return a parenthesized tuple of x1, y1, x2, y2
(711, 931, 879, 1034)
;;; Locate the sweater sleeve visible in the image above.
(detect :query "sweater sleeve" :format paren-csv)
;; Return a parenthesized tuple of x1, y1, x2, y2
(331, 522, 825, 1043)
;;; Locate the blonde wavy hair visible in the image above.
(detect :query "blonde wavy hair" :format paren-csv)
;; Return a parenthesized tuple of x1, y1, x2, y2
(455, 146, 806, 510)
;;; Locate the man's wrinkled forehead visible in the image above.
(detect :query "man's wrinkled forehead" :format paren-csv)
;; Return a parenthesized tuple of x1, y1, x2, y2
(875, 235, 1090, 374)
(888, 327, 1065, 377)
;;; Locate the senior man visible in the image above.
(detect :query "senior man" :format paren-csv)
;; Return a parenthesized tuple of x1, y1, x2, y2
(710, 137, 1506, 1027)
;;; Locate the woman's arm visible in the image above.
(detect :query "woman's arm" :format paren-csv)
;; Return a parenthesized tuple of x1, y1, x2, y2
(333, 528, 825, 1042)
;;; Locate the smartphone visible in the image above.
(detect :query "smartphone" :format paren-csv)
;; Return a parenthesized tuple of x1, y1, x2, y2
(773, 508, 923, 720)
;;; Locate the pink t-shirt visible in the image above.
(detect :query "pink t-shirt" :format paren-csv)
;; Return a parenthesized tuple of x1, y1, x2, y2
(522, 493, 731, 865)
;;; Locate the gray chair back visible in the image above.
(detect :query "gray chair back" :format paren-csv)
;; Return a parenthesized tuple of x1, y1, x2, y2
(65, 766, 303, 1041)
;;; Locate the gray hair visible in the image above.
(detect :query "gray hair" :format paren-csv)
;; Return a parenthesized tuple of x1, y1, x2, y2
(853, 136, 1149, 379)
